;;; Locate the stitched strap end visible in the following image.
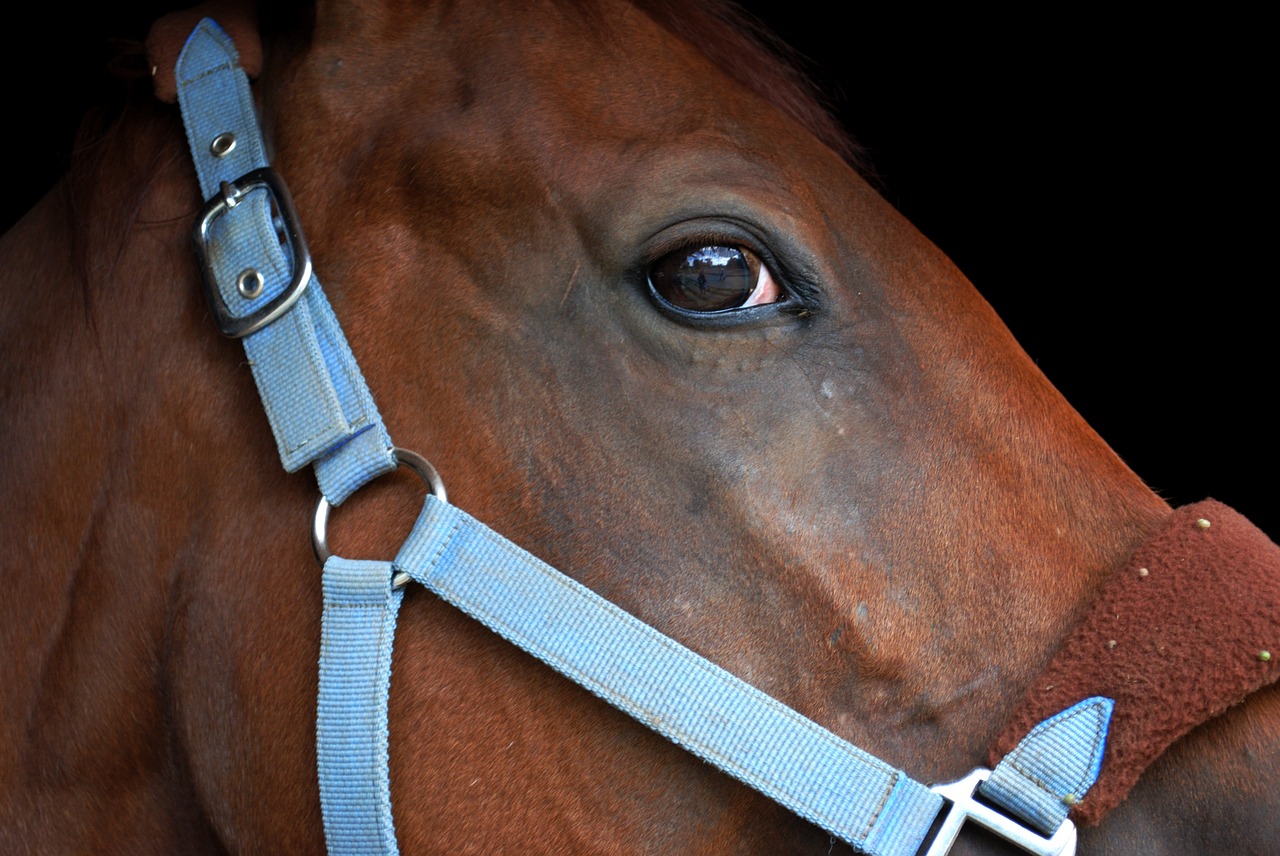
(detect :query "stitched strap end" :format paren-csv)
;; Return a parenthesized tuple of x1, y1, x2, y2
(979, 697, 1112, 835)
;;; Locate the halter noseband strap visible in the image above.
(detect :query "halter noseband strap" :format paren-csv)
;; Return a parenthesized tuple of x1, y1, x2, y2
(989, 499, 1280, 827)
(175, 19, 1114, 856)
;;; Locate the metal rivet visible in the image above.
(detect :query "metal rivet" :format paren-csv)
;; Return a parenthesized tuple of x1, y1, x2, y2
(1107, 640, 1117, 649)
(237, 269, 265, 299)
(1261, 651, 1273, 662)
(1062, 793, 1078, 806)
(1195, 518, 1211, 529)
(219, 180, 239, 209)
(1137, 567, 1149, 578)
(210, 132, 237, 158)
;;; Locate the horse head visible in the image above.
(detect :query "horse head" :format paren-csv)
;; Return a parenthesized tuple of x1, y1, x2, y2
(1, 1, 1274, 852)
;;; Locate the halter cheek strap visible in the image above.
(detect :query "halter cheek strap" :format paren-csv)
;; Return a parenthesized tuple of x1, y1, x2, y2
(176, 18, 395, 504)
(175, 19, 1111, 856)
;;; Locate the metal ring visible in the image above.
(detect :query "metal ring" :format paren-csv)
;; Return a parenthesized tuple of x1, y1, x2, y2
(312, 448, 447, 587)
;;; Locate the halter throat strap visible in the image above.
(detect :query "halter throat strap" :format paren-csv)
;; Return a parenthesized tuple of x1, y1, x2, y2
(175, 19, 1111, 856)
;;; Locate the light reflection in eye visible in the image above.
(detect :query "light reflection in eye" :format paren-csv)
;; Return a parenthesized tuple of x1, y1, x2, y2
(688, 247, 737, 267)
(648, 244, 779, 312)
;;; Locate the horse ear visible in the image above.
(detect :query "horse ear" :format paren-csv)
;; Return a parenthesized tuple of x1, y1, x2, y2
(146, 0, 264, 103)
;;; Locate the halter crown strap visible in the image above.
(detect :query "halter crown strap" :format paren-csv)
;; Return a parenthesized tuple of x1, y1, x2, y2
(175, 19, 1110, 856)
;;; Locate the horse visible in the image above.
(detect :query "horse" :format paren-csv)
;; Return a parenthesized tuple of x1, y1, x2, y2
(1, 1, 1275, 853)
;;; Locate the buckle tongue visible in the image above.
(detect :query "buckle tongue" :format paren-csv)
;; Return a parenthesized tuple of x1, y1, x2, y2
(192, 166, 313, 338)
(924, 769, 1077, 856)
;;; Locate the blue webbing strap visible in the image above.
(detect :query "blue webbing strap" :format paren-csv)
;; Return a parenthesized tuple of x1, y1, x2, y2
(390, 496, 1112, 856)
(313, 488, 1114, 856)
(175, 18, 1113, 856)
(981, 697, 1112, 835)
(318, 559, 404, 855)
(392, 497, 942, 853)
(175, 19, 395, 503)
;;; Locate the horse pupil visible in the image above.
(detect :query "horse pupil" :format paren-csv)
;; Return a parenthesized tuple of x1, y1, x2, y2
(649, 245, 757, 312)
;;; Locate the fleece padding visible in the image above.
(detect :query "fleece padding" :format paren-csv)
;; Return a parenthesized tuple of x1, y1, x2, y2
(987, 500, 1279, 826)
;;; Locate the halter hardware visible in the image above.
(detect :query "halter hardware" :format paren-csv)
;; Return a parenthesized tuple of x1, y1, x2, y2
(926, 769, 1077, 856)
(312, 447, 447, 589)
(192, 166, 313, 338)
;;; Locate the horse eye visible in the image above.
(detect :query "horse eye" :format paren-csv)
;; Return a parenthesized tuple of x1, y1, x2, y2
(647, 245, 781, 312)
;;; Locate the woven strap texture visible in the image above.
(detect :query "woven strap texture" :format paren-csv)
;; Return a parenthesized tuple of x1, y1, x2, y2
(394, 496, 944, 854)
(981, 697, 1112, 834)
(318, 559, 404, 855)
(175, 19, 394, 502)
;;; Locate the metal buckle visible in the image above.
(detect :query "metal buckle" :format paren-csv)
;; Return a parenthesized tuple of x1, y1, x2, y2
(192, 166, 313, 338)
(924, 769, 1077, 856)
(312, 448, 448, 589)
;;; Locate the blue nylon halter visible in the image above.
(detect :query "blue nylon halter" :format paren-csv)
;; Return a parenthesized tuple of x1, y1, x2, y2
(175, 19, 1111, 856)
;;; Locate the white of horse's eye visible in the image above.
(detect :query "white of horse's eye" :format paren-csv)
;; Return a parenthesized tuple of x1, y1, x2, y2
(648, 245, 781, 312)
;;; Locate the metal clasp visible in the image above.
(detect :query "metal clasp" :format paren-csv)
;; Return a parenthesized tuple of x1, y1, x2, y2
(924, 769, 1077, 856)
(312, 448, 448, 589)
(192, 166, 313, 338)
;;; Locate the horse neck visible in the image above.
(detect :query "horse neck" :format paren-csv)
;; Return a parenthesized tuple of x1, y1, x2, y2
(0, 99, 265, 573)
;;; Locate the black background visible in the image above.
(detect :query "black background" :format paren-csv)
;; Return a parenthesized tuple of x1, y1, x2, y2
(740, 6, 1272, 538)
(6, 5, 1270, 538)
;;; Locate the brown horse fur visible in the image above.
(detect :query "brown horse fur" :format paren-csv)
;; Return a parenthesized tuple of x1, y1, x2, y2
(1, 2, 1276, 854)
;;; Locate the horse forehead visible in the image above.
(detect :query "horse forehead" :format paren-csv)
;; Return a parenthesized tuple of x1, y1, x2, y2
(296, 0, 808, 165)
(285, 2, 865, 278)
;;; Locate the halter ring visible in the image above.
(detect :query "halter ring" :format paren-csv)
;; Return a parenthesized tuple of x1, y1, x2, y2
(312, 447, 447, 588)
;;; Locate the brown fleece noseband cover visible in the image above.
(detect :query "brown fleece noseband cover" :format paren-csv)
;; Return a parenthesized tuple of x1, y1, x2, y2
(987, 500, 1280, 826)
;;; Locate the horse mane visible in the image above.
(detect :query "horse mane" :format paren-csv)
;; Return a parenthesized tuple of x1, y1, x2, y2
(64, 45, 179, 324)
(623, 0, 868, 172)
